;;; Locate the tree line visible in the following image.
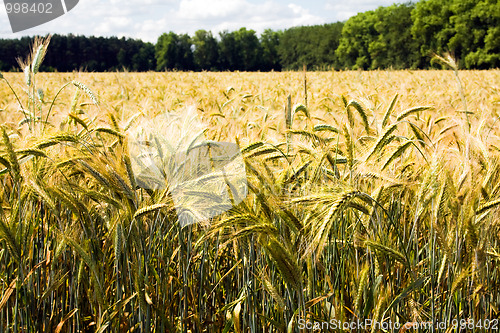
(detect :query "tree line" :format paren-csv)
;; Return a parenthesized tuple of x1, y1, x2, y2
(0, 0, 498, 72)
(0, 35, 155, 72)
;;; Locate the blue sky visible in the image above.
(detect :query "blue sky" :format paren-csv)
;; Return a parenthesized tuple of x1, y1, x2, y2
(1, 0, 398, 42)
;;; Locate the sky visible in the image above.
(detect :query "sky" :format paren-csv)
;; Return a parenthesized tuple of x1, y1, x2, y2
(0, 0, 398, 42)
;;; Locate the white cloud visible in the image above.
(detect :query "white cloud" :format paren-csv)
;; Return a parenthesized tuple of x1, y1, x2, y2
(0, 0, 175, 41)
(0, 0, 397, 42)
(174, 0, 323, 35)
(324, 0, 397, 21)
(178, 0, 247, 20)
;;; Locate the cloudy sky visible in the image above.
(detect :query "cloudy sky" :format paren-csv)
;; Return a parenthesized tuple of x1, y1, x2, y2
(1, 0, 397, 42)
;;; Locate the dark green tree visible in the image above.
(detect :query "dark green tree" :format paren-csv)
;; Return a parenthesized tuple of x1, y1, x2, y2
(370, 4, 420, 69)
(218, 30, 238, 71)
(315, 23, 344, 69)
(448, 0, 500, 68)
(278, 23, 343, 70)
(335, 11, 377, 69)
(219, 28, 262, 71)
(260, 29, 282, 71)
(192, 30, 220, 71)
(412, 0, 456, 66)
(411, 0, 499, 68)
(336, 4, 418, 70)
(234, 28, 262, 71)
(132, 43, 155, 71)
(155, 32, 194, 71)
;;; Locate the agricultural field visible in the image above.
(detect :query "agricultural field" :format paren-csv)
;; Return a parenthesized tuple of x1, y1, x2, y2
(0, 44, 500, 332)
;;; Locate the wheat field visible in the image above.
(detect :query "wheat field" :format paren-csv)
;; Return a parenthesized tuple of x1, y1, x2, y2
(0, 41, 500, 332)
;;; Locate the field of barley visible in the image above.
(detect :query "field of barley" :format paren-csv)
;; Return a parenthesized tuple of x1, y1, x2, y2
(1, 43, 500, 332)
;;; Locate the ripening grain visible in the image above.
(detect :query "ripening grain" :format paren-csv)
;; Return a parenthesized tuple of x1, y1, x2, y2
(1, 47, 499, 331)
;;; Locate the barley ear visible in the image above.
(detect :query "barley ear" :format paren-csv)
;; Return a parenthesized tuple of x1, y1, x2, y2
(2, 127, 21, 182)
(264, 238, 302, 291)
(365, 123, 398, 161)
(72, 80, 99, 105)
(381, 140, 413, 170)
(396, 106, 433, 122)
(355, 264, 370, 315)
(32, 36, 51, 74)
(343, 124, 354, 171)
(382, 94, 398, 128)
(348, 100, 370, 134)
